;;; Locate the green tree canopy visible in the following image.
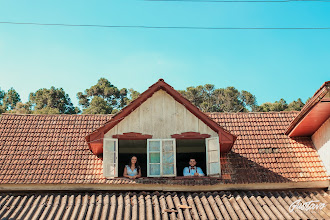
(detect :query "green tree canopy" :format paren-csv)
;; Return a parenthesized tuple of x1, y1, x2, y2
(8, 102, 32, 114)
(128, 88, 140, 103)
(257, 98, 288, 112)
(77, 78, 139, 114)
(0, 87, 21, 113)
(3, 88, 21, 110)
(179, 85, 257, 112)
(29, 87, 79, 114)
(257, 98, 304, 112)
(286, 98, 305, 111)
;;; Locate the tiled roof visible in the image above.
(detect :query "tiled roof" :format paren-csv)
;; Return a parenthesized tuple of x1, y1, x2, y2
(0, 190, 329, 220)
(207, 112, 329, 184)
(0, 112, 328, 185)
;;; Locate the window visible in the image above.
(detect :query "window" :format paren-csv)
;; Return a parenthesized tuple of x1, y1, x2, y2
(118, 140, 147, 177)
(103, 138, 118, 178)
(147, 139, 176, 177)
(206, 137, 221, 177)
(176, 139, 206, 176)
(103, 137, 220, 178)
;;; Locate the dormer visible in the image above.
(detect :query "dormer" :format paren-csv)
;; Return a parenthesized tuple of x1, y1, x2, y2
(85, 79, 236, 178)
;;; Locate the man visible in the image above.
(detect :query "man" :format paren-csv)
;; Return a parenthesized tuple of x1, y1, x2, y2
(183, 158, 205, 177)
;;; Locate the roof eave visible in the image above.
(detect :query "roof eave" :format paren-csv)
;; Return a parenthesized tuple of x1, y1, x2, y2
(285, 81, 330, 137)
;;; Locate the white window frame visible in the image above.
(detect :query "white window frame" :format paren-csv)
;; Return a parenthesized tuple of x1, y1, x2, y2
(205, 137, 221, 177)
(161, 138, 177, 177)
(147, 138, 176, 177)
(103, 138, 118, 178)
(147, 139, 162, 177)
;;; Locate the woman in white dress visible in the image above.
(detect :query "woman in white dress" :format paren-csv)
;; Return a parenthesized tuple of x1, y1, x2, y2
(123, 156, 142, 179)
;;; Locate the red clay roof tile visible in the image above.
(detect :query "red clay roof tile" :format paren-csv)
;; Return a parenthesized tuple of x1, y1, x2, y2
(0, 112, 329, 185)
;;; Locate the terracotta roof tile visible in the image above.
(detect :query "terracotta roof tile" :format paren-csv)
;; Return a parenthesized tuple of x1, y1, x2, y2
(0, 112, 329, 185)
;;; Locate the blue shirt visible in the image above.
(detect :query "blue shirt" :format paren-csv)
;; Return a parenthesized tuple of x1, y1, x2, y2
(183, 166, 205, 176)
(126, 165, 138, 176)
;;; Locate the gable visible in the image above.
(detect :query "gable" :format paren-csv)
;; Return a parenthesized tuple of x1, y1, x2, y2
(105, 90, 217, 139)
(286, 81, 330, 137)
(86, 79, 236, 155)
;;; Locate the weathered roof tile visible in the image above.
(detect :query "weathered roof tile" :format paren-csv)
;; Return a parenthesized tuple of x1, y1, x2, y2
(0, 112, 329, 185)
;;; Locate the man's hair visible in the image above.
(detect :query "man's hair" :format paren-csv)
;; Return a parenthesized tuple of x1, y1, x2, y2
(189, 158, 196, 161)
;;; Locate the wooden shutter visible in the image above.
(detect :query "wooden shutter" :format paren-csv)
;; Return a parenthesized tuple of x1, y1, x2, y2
(147, 139, 162, 177)
(161, 139, 176, 177)
(103, 138, 118, 178)
(206, 137, 221, 177)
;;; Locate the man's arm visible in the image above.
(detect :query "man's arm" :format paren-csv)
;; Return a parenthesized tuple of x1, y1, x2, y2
(197, 167, 205, 176)
(183, 167, 191, 176)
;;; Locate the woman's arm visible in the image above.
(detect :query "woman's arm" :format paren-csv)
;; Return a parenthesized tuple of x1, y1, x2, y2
(132, 168, 142, 179)
(136, 168, 142, 178)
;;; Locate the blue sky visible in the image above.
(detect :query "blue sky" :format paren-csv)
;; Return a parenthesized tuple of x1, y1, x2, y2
(0, 0, 329, 108)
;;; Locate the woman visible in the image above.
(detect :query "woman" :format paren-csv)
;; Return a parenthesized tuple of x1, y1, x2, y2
(123, 156, 141, 179)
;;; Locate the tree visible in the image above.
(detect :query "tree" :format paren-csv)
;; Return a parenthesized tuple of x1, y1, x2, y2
(179, 84, 258, 113)
(200, 84, 216, 112)
(8, 102, 32, 114)
(178, 86, 205, 109)
(256, 98, 305, 112)
(29, 87, 79, 114)
(240, 90, 258, 111)
(0, 88, 5, 114)
(257, 98, 288, 112)
(3, 88, 21, 111)
(0, 87, 21, 114)
(286, 98, 305, 111)
(81, 96, 113, 114)
(128, 88, 140, 103)
(77, 78, 134, 114)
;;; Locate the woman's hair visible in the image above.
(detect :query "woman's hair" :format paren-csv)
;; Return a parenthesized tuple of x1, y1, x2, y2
(129, 155, 140, 173)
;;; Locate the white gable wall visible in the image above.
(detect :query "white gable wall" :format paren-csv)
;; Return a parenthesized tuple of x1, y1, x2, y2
(104, 90, 218, 139)
(312, 117, 330, 176)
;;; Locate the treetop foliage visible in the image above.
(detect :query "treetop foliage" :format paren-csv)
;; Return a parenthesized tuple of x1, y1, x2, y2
(0, 87, 21, 114)
(0, 78, 305, 115)
(256, 98, 305, 112)
(77, 78, 139, 114)
(29, 86, 79, 114)
(178, 85, 258, 113)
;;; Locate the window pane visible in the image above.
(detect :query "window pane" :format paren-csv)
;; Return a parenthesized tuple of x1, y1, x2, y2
(208, 151, 218, 163)
(149, 141, 160, 151)
(104, 163, 115, 176)
(149, 153, 160, 163)
(150, 164, 161, 175)
(209, 162, 220, 174)
(162, 152, 174, 164)
(105, 140, 115, 151)
(208, 139, 218, 151)
(108, 153, 116, 163)
(163, 140, 173, 151)
(163, 164, 174, 175)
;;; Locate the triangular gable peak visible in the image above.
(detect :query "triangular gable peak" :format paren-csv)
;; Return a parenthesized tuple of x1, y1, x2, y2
(286, 81, 330, 137)
(86, 79, 236, 155)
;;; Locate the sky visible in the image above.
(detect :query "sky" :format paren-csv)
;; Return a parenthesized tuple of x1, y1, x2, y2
(0, 0, 329, 108)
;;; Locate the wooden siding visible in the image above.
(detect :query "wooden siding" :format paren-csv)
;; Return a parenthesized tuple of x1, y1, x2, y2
(312, 117, 330, 175)
(105, 90, 218, 139)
